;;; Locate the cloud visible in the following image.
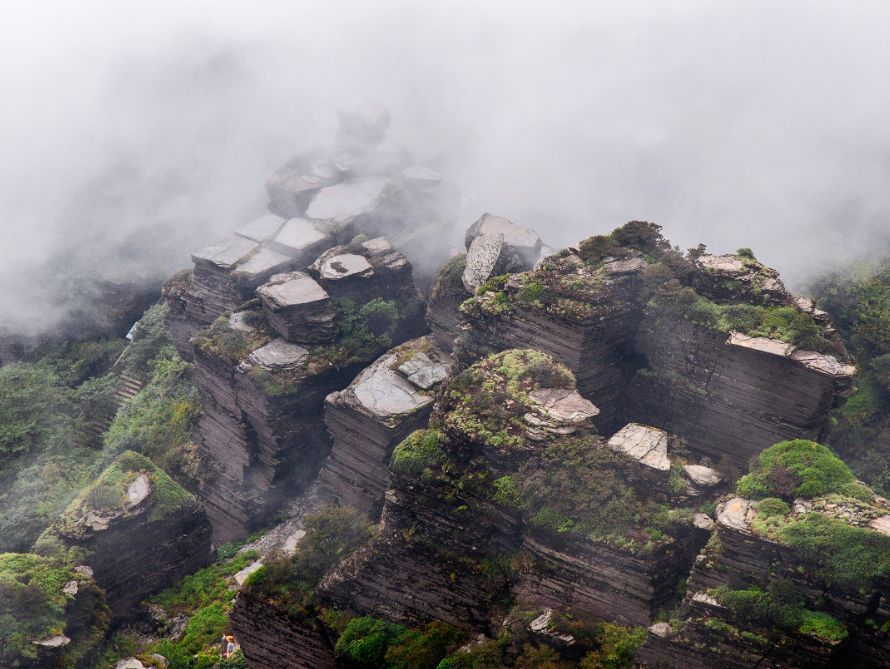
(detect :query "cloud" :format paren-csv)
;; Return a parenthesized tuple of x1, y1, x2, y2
(1, 0, 889, 333)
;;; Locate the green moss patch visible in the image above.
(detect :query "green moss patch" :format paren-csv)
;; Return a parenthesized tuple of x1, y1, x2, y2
(736, 440, 862, 501)
(440, 349, 575, 449)
(54, 450, 196, 537)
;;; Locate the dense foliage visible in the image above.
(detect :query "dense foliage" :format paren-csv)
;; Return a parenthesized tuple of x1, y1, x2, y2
(736, 440, 865, 501)
(244, 507, 373, 615)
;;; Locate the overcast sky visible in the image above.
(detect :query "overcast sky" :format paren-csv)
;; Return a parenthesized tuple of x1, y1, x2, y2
(1, 1, 889, 331)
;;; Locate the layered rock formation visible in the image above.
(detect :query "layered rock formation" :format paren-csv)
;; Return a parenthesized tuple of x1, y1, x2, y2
(33, 451, 211, 620)
(165, 104, 448, 358)
(318, 335, 450, 516)
(638, 440, 890, 668)
(189, 235, 426, 543)
(456, 222, 855, 462)
(317, 350, 711, 629)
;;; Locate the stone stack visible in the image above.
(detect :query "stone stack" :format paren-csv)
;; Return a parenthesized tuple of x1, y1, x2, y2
(318, 336, 451, 516)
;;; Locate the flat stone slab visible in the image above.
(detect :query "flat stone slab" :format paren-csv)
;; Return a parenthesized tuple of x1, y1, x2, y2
(126, 474, 151, 508)
(528, 388, 599, 424)
(192, 235, 258, 270)
(257, 272, 329, 310)
(603, 255, 648, 274)
(868, 515, 890, 536)
(305, 177, 392, 225)
(248, 338, 308, 370)
(649, 622, 672, 638)
(232, 246, 292, 279)
(272, 218, 329, 254)
(63, 580, 78, 596)
(229, 312, 256, 332)
(717, 497, 756, 531)
(684, 464, 723, 487)
(607, 423, 671, 471)
(790, 350, 856, 377)
(352, 354, 433, 417)
(362, 237, 392, 255)
(728, 332, 796, 357)
(697, 254, 746, 274)
(33, 635, 71, 648)
(236, 214, 285, 242)
(397, 352, 450, 390)
(114, 660, 145, 669)
(692, 591, 720, 607)
(317, 253, 373, 281)
(693, 513, 716, 531)
(284, 529, 307, 554)
(233, 559, 264, 586)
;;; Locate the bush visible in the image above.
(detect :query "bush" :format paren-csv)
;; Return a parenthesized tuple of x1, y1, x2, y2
(105, 345, 199, 485)
(391, 430, 448, 478)
(776, 513, 890, 590)
(334, 616, 408, 668)
(736, 440, 860, 501)
(385, 621, 467, 669)
(580, 624, 645, 669)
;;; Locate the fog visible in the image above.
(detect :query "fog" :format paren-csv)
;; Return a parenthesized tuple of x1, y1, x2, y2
(2, 0, 890, 334)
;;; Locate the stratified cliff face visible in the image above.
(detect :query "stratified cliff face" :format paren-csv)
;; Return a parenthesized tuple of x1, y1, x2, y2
(189, 238, 426, 543)
(317, 351, 712, 629)
(33, 451, 211, 620)
(456, 222, 854, 465)
(230, 590, 337, 669)
(318, 335, 450, 516)
(638, 441, 890, 668)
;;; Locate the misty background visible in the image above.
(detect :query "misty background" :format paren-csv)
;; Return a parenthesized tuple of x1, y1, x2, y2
(2, 0, 890, 335)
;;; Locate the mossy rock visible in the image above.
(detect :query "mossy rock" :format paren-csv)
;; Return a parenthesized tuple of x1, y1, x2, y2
(51, 450, 197, 540)
(0, 552, 110, 666)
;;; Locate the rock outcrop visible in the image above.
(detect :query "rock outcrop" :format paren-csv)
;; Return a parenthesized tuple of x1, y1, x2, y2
(638, 441, 890, 668)
(316, 350, 710, 631)
(33, 451, 211, 620)
(318, 336, 450, 516)
(189, 236, 426, 543)
(456, 221, 854, 463)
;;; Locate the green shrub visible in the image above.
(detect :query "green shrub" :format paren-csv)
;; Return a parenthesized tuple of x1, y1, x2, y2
(798, 610, 848, 642)
(776, 513, 890, 590)
(736, 440, 860, 501)
(150, 550, 259, 615)
(334, 616, 408, 668)
(579, 624, 645, 669)
(105, 345, 199, 485)
(491, 476, 525, 510)
(391, 429, 448, 478)
(385, 621, 467, 669)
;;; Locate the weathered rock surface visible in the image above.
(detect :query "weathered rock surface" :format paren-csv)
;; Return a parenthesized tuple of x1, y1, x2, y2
(309, 237, 415, 303)
(629, 315, 855, 469)
(230, 590, 336, 669)
(318, 337, 450, 516)
(461, 214, 544, 292)
(257, 272, 336, 343)
(457, 222, 854, 464)
(639, 491, 890, 668)
(35, 451, 211, 620)
(190, 244, 427, 542)
(426, 254, 470, 352)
